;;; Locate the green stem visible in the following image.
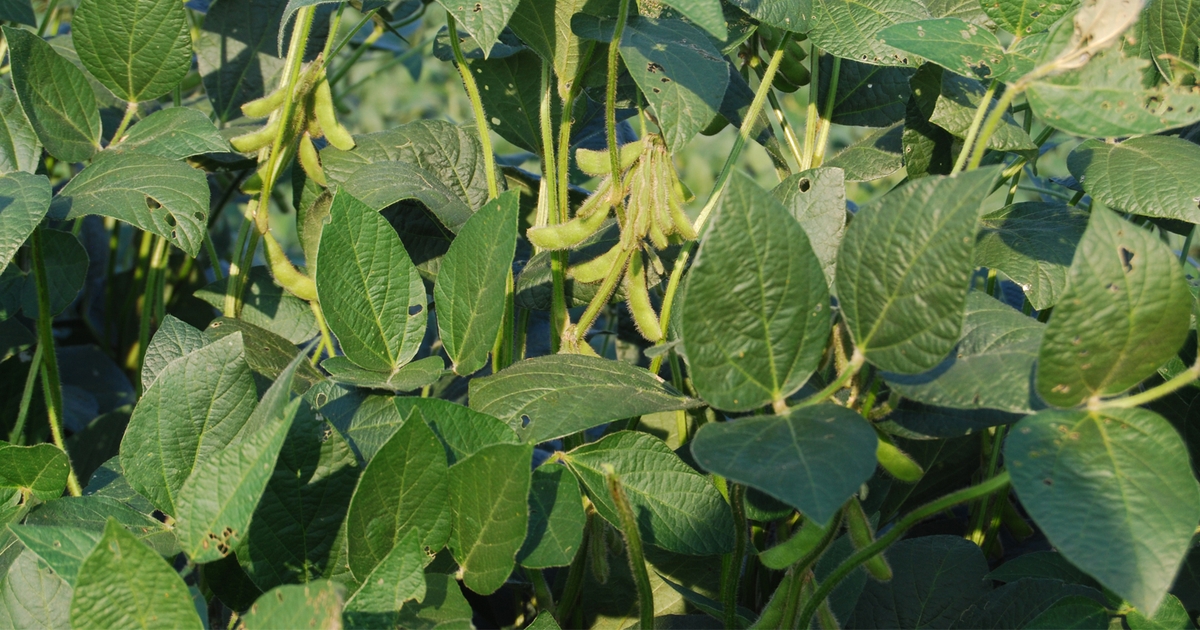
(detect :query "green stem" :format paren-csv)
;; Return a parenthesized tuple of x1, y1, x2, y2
(781, 509, 845, 629)
(491, 269, 515, 372)
(321, 1, 347, 61)
(572, 248, 632, 348)
(31, 227, 82, 497)
(768, 89, 805, 169)
(800, 46, 822, 171)
(329, 17, 383, 88)
(556, 512, 592, 625)
(36, 0, 61, 37)
(10, 342, 43, 445)
(136, 235, 168, 396)
(796, 472, 1013, 629)
(722, 483, 748, 629)
(812, 56, 841, 167)
(527, 567, 556, 615)
(540, 59, 568, 351)
(1093, 361, 1200, 410)
(109, 101, 139, 147)
(605, 0, 633, 206)
(966, 87, 1020, 171)
(796, 349, 865, 408)
(223, 214, 253, 317)
(447, 16, 499, 200)
(203, 232, 224, 282)
(1181, 225, 1196, 263)
(968, 426, 1007, 545)
(606, 465, 654, 629)
(951, 79, 999, 175)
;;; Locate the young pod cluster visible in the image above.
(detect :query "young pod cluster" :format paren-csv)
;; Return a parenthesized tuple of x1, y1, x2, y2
(757, 25, 810, 93)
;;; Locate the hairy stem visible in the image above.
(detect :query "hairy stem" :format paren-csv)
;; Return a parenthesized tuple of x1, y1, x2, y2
(951, 79, 999, 175)
(606, 0, 633, 207)
(800, 46, 822, 171)
(10, 342, 43, 445)
(966, 87, 1020, 171)
(797, 349, 865, 408)
(447, 16, 499, 200)
(812, 56, 841, 166)
(722, 483, 748, 628)
(109, 101, 140, 147)
(606, 465, 655, 629)
(1093, 360, 1200, 410)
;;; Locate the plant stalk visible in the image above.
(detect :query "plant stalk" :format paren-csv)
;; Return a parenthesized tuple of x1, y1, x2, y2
(812, 56, 841, 167)
(966, 87, 1020, 171)
(447, 16, 499, 200)
(1093, 361, 1200, 410)
(605, 0, 633, 207)
(605, 465, 655, 629)
(951, 79, 999, 175)
(10, 342, 43, 445)
(722, 483, 748, 628)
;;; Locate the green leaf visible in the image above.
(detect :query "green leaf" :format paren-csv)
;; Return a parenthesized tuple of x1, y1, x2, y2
(240, 581, 345, 630)
(563, 431, 734, 556)
(0, 172, 50, 272)
(308, 383, 405, 461)
(1026, 50, 1200, 137)
(1036, 208, 1192, 407)
(772, 167, 846, 287)
(884, 292, 1045, 414)
(660, 0, 727, 38)
(70, 519, 203, 630)
(469, 50, 551, 154)
(140, 315, 207, 392)
(23, 496, 177, 556)
(235, 405, 361, 592)
(435, 0, 520, 58)
(322, 356, 446, 393)
(987, 551, 1102, 588)
(849, 535, 990, 628)
(1126, 593, 1193, 629)
(3, 27, 101, 163)
(204, 318, 325, 394)
(321, 119, 492, 214)
(345, 410, 450, 581)
(448, 442, 533, 595)
(277, 0, 339, 56)
(194, 267, 319, 341)
(916, 67, 1035, 152)
(1068, 136, 1200, 224)
(618, 17, 729, 152)
(836, 167, 998, 374)
(808, 0, 929, 67)
(0, 0, 34, 26)
(468, 354, 700, 443)
(953, 578, 1106, 629)
(19, 228, 88, 318)
(518, 465, 586, 569)
(726, 0, 810, 31)
(195, 0, 287, 122)
(120, 333, 258, 516)
(174, 354, 304, 563)
(974, 201, 1088, 311)
(7, 525, 100, 587)
(903, 65, 956, 179)
(879, 18, 1016, 79)
(0, 444, 70, 501)
(691, 405, 878, 524)
(109, 107, 231, 159)
(1143, 0, 1199, 82)
(818, 57, 913, 128)
(824, 123, 904, 181)
(0, 83, 41, 174)
(393, 572, 474, 630)
(72, 0, 192, 103)
(49, 152, 210, 257)
(1006, 407, 1200, 614)
(435, 190, 518, 375)
(0, 548, 72, 630)
(983, 0, 1075, 36)
(682, 173, 830, 411)
(316, 188, 426, 373)
(344, 528, 427, 626)
(508, 0, 592, 95)
(1023, 595, 1110, 629)
(396, 398, 520, 465)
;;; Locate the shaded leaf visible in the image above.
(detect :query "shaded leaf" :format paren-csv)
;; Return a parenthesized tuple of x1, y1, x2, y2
(140, 314, 207, 392)
(0, 84, 41, 174)
(344, 528, 427, 626)
(808, 0, 929, 67)
(435, 0, 521, 58)
(0, 172, 50, 272)
(850, 535, 991, 629)
(395, 397, 520, 465)
(824, 123, 904, 181)
(771, 167, 847, 286)
(109, 107, 230, 159)
(518, 465, 586, 569)
(195, 0, 287, 122)
(4, 27, 101, 163)
(19, 229, 87, 318)
(0, 444, 70, 502)
(321, 356, 446, 393)
(448, 442, 533, 595)
(819, 57, 914, 128)
(974, 202, 1088, 311)
(1068, 136, 1200, 224)
(72, 0, 193, 102)
(195, 267, 319, 344)
(23, 496, 176, 556)
(7, 525, 100, 587)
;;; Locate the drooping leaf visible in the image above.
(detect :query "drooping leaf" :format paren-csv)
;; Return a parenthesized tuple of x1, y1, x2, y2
(469, 354, 700, 443)
(195, 269, 318, 345)
(618, 17, 729, 152)
(974, 202, 1088, 311)
(818, 57, 914, 128)
(119, 333, 259, 516)
(0, 83, 41, 174)
(307, 382, 405, 462)
(343, 528, 427, 626)
(316, 188, 426, 373)
(109, 107, 231, 159)
(4, 27, 101, 163)
(681, 172, 830, 411)
(345, 411, 450, 581)
(983, 0, 1076, 36)
(1143, 0, 1200, 82)
(435, 190, 518, 376)
(691, 405, 878, 524)
(239, 581, 345, 630)
(1068, 136, 1200, 224)
(174, 354, 304, 563)
(808, 0, 929, 67)
(836, 167, 998, 374)
(771, 167, 847, 286)
(19, 228, 88, 317)
(448, 442, 533, 595)
(435, 0, 521, 58)
(0, 549, 73, 630)
(518, 465, 586, 569)
(204, 318, 324, 394)
(824, 123, 905, 181)
(849, 535, 991, 628)
(879, 18, 1016, 79)
(0, 172, 50, 272)
(884, 293, 1045, 414)
(562, 431, 734, 556)
(923, 71, 1036, 152)
(1007, 407, 1200, 615)
(195, 0, 288, 122)
(72, 0, 193, 103)
(0, 443, 70, 501)
(1036, 208, 1192, 407)
(69, 519, 203, 630)
(7, 525, 101, 587)
(49, 152, 210, 257)
(322, 354, 445, 394)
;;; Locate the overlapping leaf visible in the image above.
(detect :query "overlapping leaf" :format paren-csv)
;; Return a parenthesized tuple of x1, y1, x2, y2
(0, 84, 41, 174)
(72, 0, 193, 102)
(4, 27, 101, 163)
(809, 0, 929, 67)
(448, 443, 533, 595)
(1068, 136, 1200, 224)
(0, 172, 50, 272)
(974, 202, 1088, 310)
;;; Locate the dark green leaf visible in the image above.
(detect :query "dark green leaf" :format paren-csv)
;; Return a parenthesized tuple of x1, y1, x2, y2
(903, 64, 956, 179)
(0, 83, 41, 174)
(435, 0, 521, 58)
(4, 27, 101, 163)
(809, 0, 929, 67)
(1143, 0, 1199, 82)
(1007, 407, 1200, 614)
(974, 202, 1088, 311)
(924, 72, 1035, 152)
(518, 465, 586, 569)
(469, 50, 550, 154)
(1068, 136, 1200, 224)
(19, 229, 87, 318)
(691, 405, 877, 524)
(0, 549, 72, 630)
(1036, 208, 1192, 407)
(339, 161, 475, 238)
(850, 535, 991, 628)
(343, 528, 426, 626)
(70, 519, 203, 630)
(824, 123, 904, 181)
(435, 190, 518, 375)
(316, 189, 426, 373)
(1126, 593, 1193, 629)
(307, 382, 404, 461)
(1024, 595, 1111, 629)
(0, 172, 50, 272)
(987, 551, 1103, 589)
(195, 267, 319, 344)
(109, 107, 230, 159)
(7, 525, 100, 587)
(240, 581, 345, 630)
(772, 167, 846, 286)
(953, 578, 1105, 629)
(836, 167, 998, 374)
(49, 152, 210, 257)
(469, 354, 700, 443)
(819, 57, 913, 128)
(563, 431, 734, 556)
(0, 0, 34, 26)
(618, 17, 729, 152)
(321, 356, 446, 393)
(0, 444, 70, 501)
(448, 442, 533, 594)
(72, 0, 193, 102)
(393, 572, 474, 630)
(204, 317, 324, 394)
(195, 0, 287, 122)
(23, 496, 176, 556)
(726, 0, 809, 31)
(879, 18, 1015, 79)
(395, 397, 520, 465)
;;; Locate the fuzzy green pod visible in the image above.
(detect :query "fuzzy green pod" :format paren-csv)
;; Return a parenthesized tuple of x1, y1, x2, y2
(241, 87, 287, 118)
(312, 78, 355, 151)
(846, 499, 892, 581)
(625, 250, 663, 342)
(230, 118, 280, 153)
(570, 244, 623, 284)
(297, 132, 327, 188)
(876, 439, 924, 482)
(575, 139, 645, 177)
(527, 203, 610, 250)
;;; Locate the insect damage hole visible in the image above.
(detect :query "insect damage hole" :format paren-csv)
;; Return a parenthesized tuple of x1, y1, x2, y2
(408, 304, 423, 316)
(1118, 246, 1135, 272)
(145, 196, 161, 210)
(798, 178, 811, 193)
(646, 62, 664, 74)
